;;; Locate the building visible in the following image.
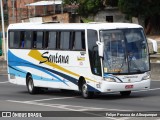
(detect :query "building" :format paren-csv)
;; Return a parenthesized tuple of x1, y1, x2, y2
(93, 7, 126, 23)
(0, 0, 8, 31)
(7, 0, 72, 24)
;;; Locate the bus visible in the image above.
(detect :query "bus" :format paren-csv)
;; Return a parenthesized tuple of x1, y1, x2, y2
(7, 22, 157, 98)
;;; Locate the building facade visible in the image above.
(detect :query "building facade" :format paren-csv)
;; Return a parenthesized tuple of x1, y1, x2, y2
(8, 0, 70, 24)
(93, 7, 127, 23)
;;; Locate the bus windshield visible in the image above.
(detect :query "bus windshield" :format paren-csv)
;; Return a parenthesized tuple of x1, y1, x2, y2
(100, 28, 149, 74)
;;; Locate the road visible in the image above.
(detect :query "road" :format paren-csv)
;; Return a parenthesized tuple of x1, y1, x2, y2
(0, 75, 160, 120)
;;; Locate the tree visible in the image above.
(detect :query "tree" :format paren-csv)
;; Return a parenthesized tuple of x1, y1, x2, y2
(64, 0, 104, 17)
(118, 0, 160, 34)
(104, 0, 118, 7)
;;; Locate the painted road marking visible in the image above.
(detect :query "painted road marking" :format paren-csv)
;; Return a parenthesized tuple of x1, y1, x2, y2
(7, 99, 131, 120)
(24, 96, 80, 102)
(7, 99, 132, 111)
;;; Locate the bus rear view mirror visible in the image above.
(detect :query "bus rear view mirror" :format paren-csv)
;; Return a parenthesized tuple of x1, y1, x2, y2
(96, 41, 104, 57)
(147, 38, 158, 55)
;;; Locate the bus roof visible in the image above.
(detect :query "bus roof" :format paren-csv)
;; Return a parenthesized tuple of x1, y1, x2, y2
(8, 22, 143, 31)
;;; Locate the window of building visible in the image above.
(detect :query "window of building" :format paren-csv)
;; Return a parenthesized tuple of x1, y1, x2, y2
(11, 0, 16, 9)
(106, 16, 113, 22)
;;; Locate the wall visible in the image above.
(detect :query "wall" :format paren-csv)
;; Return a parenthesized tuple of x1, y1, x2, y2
(43, 13, 70, 23)
(8, 0, 54, 24)
(93, 7, 127, 23)
(150, 63, 160, 80)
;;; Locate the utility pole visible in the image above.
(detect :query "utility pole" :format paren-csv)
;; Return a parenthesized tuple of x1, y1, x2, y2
(12, 0, 15, 22)
(61, 0, 63, 23)
(1, 0, 6, 60)
(54, 0, 55, 14)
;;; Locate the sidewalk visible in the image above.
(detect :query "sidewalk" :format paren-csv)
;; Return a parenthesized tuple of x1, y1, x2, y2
(0, 56, 7, 75)
(0, 68, 7, 75)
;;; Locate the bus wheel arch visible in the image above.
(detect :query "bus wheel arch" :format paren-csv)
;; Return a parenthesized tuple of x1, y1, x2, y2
(78, 76, 94, 99)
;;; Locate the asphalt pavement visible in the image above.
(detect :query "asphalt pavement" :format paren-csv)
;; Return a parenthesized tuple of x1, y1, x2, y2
(0, 75, 160, 120)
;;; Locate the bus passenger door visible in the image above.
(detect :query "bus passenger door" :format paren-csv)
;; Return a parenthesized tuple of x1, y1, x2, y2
(91, 46, 102, 90)
(87, 29, 102, 90)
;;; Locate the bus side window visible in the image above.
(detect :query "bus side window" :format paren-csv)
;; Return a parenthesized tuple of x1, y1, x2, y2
(9, 32, 14, 48)
(32, 31, 36, 48)
(24, 31, 32, 49)
(73, 31, 86, 50)
(47, 32, 57, 49)
(9, 31, 21, 49)
(56, 32, 61, 49)
(33, 31, 43, 49)
(20, 31, 25, 48)
(81, 31, 86, 50)
(60, 31, 70, 50)
(44, 31, 48, 49)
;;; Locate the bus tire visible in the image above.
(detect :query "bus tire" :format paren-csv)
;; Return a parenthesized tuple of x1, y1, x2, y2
(81, 81, 94, 99)
(120, 91, 131, 97)
(26, 75, 39, 94)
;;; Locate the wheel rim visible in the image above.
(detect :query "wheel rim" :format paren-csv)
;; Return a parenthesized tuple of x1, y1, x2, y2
(82, 83, 88, 97)
(28, 78, 33, 92)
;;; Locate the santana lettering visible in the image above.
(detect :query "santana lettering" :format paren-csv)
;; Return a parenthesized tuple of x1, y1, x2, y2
(40, 52, 69, 64)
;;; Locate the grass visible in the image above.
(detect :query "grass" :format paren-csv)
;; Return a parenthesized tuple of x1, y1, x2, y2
(81, 18, 93, 23)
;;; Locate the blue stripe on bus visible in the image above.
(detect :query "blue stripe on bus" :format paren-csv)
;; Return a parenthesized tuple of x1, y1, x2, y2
(8, 66, 60, 82)
(8, 51, 69, 85)
(8, 50, 100, 92)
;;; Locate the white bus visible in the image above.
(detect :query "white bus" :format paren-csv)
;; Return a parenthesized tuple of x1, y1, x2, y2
(7, 22, 157, 98)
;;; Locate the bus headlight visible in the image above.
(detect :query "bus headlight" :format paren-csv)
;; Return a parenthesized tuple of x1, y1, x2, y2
(104, 78, 116, 82)
(142, 73, 150, 80)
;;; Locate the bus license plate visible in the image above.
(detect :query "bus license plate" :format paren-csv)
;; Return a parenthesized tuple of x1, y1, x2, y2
(125, 85, 133, 89)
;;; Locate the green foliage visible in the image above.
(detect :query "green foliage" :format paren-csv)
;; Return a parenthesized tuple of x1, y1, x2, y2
(119, 0, 141, 18)
(105, 0, 118, 7)
(0, 50, 2, 56)
(81, 18, 93, 23)
(118, 0, 160, 18)
(118, 0, 160, 34)
(64, 0, 104, 17)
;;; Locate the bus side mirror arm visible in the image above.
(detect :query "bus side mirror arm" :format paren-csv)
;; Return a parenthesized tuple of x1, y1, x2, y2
(96, 41, 104, 57)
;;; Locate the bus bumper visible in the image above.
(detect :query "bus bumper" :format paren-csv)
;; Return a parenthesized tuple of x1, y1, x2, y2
(100, 79, 150, 93)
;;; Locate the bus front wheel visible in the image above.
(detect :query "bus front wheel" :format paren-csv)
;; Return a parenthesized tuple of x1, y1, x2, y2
(81, 82, 94, 99)
(26, 75, 39, 94)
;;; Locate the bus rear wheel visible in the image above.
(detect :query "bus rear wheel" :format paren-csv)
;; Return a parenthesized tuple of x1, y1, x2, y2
(120, 91, 131, 97)
(81, 81, 94, 99)
(26, 75, 39, 94)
